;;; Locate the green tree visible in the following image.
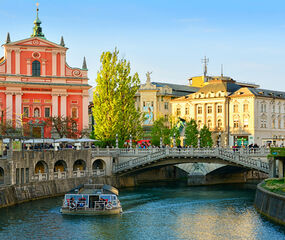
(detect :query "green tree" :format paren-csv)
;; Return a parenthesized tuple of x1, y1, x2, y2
(184, 119, 199, 147)
(170, 126, 181, 147)
(48, 116, 81, 138)
(199, 125, 213, 147)
(93, 49, 143, 145)
(151, 117, 170, 146)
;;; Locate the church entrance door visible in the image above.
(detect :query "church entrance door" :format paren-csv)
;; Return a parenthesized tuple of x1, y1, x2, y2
(32, 127, 42, 138)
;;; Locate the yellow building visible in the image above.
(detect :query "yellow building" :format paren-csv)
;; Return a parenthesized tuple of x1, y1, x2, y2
(135, 72, 198, 132)
(171, 75, 285, 147)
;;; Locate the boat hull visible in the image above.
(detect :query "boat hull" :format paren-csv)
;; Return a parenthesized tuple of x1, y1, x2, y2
(61, 207, 122, 216)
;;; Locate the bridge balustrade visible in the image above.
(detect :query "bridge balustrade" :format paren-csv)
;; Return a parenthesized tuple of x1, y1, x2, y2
(73, 170, 86, 178)
(93, 169, 106, 177)
(114, 147, 270, 174)
(33, 173, 48, 181)
(54, 171, 67, 179)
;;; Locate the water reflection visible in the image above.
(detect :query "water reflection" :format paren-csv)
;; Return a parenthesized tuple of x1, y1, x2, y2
(0, 184, 284, 240)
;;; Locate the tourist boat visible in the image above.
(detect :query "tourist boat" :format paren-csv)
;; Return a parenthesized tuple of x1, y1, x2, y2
(60, 184, 122, 215)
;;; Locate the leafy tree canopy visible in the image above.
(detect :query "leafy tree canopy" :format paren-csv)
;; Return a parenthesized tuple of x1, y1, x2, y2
(184, 119, 199, 147)
(151, 117, 170, 146)
(199, 125, 213, 147)
(93, 49, 143, 145)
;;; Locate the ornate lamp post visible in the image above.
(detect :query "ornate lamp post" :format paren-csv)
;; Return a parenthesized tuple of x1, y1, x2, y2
(198, 134, 200, 148)
(173, 132, 176, 148)
(129, 134, 132, 149)
(218, 131, 221, 147)
(115, 134, 119, 149)
(160, 137, 163, 148)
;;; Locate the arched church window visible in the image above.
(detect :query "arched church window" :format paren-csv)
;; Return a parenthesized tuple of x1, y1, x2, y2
(32, 60, 41, 76)
(34, 107, 40, 118)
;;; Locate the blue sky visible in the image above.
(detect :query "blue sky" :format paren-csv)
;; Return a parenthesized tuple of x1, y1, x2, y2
(1, 0, 285, 90)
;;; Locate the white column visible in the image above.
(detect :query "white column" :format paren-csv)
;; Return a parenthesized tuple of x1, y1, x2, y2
(60, 94, 67, 117)
(82, 94, 89, 129)
(15, 50, 20, 75)
(15, 93, 22, 128)
(60, 52, 65, 77)
(52, 52, 57, 76)
(6, 49, 12, 74)
(52, 94, 58, 117)
(6, 93, 12, 120)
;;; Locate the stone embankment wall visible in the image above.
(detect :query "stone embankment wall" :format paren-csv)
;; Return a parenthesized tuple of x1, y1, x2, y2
(0, 176, 118, 209)
(0, 165, 187, 208)
(254, 183, 285, 225)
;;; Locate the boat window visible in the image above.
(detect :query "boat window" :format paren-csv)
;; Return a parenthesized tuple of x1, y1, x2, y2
(64, 194, 89, 207)
(100, 195, 112, 202)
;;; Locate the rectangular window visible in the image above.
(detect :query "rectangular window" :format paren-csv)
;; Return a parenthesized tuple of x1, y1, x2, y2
(44, 107, 50, 118)
(23, 107, 29, 117)
(185, 107, 189, 115)
(233, 120, 239, 128)
(164, 102, 169, 110)
(233, 105, 238, 113)
(198, 106, 202, 114)
(161, 97, 164, 102)
(26, 168, 29, 183)
(261, 119, 267, 128)
(243, 104, 248, 112)
(176, 108, 181, 116)
(21, 168, 24, 184)
(16, 168, 19, 185)
(143, 101, 146, 107)
(207, 106, 212, 114)
(217, 105, 222, 113)
(151, 101, 154, 107)
(72, 107, 78, 119)
(244, 119, 249, 128)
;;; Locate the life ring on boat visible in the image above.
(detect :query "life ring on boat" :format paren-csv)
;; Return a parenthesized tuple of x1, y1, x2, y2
(105, 202, 113, 210)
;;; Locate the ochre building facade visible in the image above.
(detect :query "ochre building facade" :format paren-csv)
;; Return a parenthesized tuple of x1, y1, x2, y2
(171, 76, 285, 147)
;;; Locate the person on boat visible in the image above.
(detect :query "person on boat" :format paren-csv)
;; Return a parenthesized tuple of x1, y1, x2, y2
(69, 197, 77, 210)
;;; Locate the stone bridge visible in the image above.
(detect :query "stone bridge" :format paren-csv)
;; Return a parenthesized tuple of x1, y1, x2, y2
(112, 148, 270, 176)
(0, 147, 271, 187)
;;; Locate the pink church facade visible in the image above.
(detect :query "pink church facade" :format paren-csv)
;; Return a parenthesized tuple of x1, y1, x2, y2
(0, 8, 90, 138)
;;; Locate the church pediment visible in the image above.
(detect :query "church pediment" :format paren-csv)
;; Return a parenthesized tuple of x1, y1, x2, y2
(5, 37, 65, 49)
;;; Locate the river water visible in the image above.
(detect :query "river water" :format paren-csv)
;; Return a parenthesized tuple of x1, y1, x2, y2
(0, 183, 285, 240)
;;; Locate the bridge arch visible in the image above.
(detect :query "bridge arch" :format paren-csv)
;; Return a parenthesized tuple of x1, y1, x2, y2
(54, 160, 67, 172)
(92, 159, 106, 170)
(0, 167, 4, 184)
(73, 159, 86, 171)
(35, 161, 48, 173)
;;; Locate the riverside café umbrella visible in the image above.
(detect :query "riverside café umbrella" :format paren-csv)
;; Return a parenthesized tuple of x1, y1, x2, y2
(23, 139, 54, 144)
(55, 138, 76, 143)
(74, 138, 99, 143)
